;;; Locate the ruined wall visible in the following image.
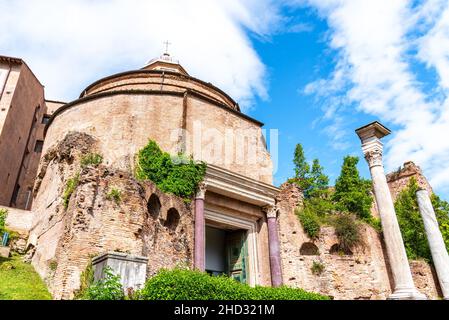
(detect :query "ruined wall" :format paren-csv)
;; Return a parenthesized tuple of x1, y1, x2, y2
(277, 183, 441, 300)
(387, 161, 433, 202)
(29, 132, 194, 299)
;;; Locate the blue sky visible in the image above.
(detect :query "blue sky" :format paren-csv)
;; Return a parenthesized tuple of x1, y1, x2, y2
(1, 0, 449, 200)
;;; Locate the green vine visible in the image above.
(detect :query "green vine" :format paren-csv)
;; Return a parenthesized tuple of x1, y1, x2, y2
(135, 140, 207, 200)
(63, 173, 80, 209)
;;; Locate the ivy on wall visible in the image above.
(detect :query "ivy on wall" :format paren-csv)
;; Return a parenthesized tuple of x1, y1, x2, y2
(135, 140, 207, 200)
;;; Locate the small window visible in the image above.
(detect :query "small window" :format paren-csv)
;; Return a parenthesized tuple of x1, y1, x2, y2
(42, 115, 51, 125)
(34, 140, 44, 153)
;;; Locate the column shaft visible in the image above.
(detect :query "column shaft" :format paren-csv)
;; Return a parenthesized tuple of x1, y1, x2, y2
(370, 165, 418, 295)
(194, 197, 205, 271)
(267, 216, 283, 287)
(417, 190, 449, 300)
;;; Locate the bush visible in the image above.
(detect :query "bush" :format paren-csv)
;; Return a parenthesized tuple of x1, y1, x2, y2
(81, 153, 103, 168)
(82, 267, 124, 301)
(136, 140, 207, 199)
(74, 260, 95, 300)
(0, 209, 7, 234)
(297, 209, 321, 239)
(62, 174, 80, 209)
(140, 269, 329, 300)
(332, 214, 363, 251)
(311, 261, 325, 276)
(106, 188, 122, 204)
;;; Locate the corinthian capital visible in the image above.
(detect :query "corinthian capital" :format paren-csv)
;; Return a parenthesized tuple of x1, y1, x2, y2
(364, 148, 383, 168)
(196, 182, 208, 200)
(263, 205, 278, 219)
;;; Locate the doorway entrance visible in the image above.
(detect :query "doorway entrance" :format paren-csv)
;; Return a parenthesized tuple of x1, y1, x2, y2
(205, 226, 249, 284)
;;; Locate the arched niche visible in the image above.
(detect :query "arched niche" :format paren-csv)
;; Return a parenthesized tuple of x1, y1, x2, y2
(147, 194, 161, 219)
(329, 244, 353, 256)
(164, 208, 180, 231)
(300, 242, 320, 256)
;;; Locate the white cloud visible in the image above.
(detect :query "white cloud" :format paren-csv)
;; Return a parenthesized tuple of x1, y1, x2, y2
(0, 0, 283, 109)
(302, 0, 449, 193)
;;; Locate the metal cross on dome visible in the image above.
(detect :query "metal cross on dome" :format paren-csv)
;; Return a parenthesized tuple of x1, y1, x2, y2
(163, 40, 172, 55)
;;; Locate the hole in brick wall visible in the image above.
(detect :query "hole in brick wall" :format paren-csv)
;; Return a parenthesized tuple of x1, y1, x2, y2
(147, 194, 161, 219)
(330, 244, 353, 256)
(164, 208, 180, 232)
(300, 242, 320, 256)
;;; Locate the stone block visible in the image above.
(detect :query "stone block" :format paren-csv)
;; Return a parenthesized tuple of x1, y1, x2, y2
(0, 246, 10, 258)
(92, 252, 148, 291)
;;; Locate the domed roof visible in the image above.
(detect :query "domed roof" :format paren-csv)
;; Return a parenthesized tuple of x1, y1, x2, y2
(142, 53, 189, 76)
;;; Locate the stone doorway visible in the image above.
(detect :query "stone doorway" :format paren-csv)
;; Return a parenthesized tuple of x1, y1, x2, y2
(204, 209, 259, 286)
(205, 226, 249, 284)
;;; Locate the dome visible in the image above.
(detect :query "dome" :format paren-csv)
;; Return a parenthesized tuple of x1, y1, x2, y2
(142, 53, 189, 76)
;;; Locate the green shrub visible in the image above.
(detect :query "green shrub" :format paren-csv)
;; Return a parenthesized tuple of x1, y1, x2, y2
(332, 214, 363, 251)
(0, 209, 7, 234)
(106, 188, 122, 204)
(136, 140, 207, 199)
(297, 209, 321, 239)
(140, 268, 329, 300)
(311, 261, 325, 275)
(83, 267, 124, 301)
(74, 259, 95, 300)
(81, 153, 103, 168)
(62, 174, 80, 209)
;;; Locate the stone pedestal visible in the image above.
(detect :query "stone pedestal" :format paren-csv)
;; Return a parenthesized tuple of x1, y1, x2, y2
(417, 190, 449, 300)
(194, 183, 207, 272)
(264, 205, 283, 287)
(356, 122, 426, 300)
(92, 252, 148, 291)
(0, 246, 10, 258)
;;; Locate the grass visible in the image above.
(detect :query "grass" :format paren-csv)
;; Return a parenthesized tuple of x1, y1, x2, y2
(0, 255, 52, 300)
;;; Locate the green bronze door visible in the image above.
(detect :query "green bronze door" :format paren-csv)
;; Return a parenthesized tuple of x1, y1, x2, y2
(226, 230, 248, 284)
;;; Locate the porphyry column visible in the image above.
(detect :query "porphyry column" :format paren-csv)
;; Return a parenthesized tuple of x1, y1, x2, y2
(416, 190, 449, 300)
(264, 205, 283, 288)
(356, 122, 426, 300)
(194, 183, 207, 272)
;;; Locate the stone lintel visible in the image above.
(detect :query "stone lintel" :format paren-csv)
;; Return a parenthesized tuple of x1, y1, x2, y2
(356, 121, 391, 142)
(205, 164, 279, 207)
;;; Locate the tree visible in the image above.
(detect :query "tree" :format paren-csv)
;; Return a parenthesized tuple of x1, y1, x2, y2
(292, 144, 311, 192)
(333, 156, 373, 220)
(309, 159, 329, 197)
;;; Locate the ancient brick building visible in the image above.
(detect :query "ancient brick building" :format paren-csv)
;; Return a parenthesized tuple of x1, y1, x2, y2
(0, 53, 443, 300)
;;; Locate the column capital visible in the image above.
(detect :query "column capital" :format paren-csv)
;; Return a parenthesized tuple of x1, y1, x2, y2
(263, 205, 278, 219)
(364, 145, 383, 168)
(196, 182, 208, 200)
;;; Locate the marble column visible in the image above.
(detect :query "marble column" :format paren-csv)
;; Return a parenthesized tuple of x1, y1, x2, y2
(356, 122, 426, 300)
(194, 183, 207, 272)
(417, 190, 449, 300)
(264, 205, 283, 288)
